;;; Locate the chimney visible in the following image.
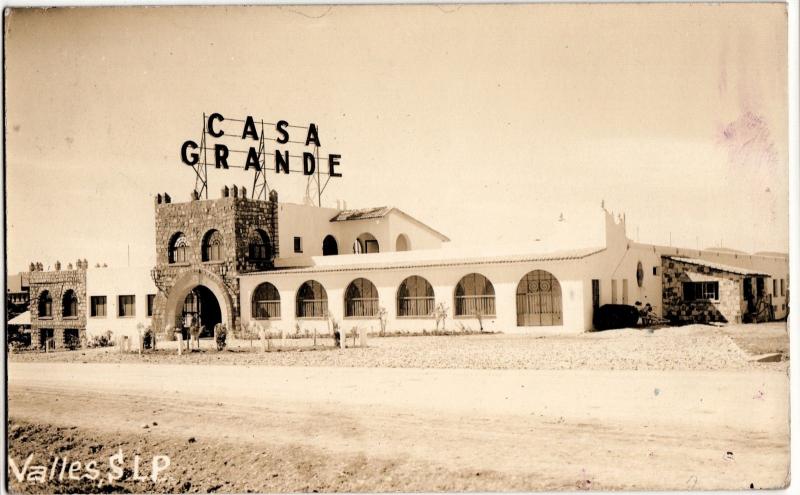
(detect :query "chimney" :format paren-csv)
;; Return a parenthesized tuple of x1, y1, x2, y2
(55, 260, 61, 271)
(29, 262, 35, 272)
(222, 185, 229, 198)
(231, 185, 238, 198)
(67, 262, 73, 270)
(155, 193, 162, 205)
(164, 193, 171, 204)
(240, 186, 247, 198)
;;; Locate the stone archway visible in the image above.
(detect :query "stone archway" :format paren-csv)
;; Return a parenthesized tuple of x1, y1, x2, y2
(162, 269, 234, 335)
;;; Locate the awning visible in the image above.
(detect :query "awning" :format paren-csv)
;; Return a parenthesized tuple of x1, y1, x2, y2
(8, 310, 31, 326)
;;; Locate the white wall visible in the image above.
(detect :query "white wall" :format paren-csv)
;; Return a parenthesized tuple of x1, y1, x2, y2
(239, 257, 592, 335)
(277, 203, 340, 259)
(276, 204, 447, 261)
(86, 266, 158, 338)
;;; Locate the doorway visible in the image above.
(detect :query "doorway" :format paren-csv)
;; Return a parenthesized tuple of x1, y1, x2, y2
(181, 285, 222, 338)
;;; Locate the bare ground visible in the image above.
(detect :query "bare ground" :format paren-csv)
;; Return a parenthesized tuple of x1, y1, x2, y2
(7, 359, 790, 493)
(8, 322, 789, 371)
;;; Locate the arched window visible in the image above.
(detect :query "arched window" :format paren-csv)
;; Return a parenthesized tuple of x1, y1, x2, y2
(202, 229, 223, 262)
(516, 270, 563, 326)
(354, 233, 379, 254)
(345, 278, 379, 317)
(252, 282, 281, 319)
(322, 235, 339, 256)
(397, 276, 434, 317)
(296, 280, 328, 318)
(168, 232, 189, 264)
(455, 273, 495, 317)
(38, 290, 53, 318)
(62, 289, 78, 318)
(396, 234, 411, 252)
(248, 229, 272, 261)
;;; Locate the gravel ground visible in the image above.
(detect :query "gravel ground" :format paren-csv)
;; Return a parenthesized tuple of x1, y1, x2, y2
(8, 419, 550, 494)
(9, 322, 788, 371)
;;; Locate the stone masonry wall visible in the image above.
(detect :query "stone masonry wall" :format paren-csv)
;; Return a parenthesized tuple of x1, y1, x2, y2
(29, 267, 87, 349)
(661, 257, 743, 324)
(150, 189, 278, 333)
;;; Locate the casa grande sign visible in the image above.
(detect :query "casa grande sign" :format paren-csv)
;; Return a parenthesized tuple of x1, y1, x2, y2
(180, 113, 342, 177)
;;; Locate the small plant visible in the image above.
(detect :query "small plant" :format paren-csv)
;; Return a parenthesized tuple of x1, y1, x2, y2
(88, 330, 115, 348)
(432, 303, 450, 331)
(214, 323, 227, 351)
(142, 326, 154, 349)
(65, 332, 81, 350)
(378, 306, 388, 336)
(328, 316, 341, 347)
(473, 308, 484, 332)
(9, 341, 29, 353)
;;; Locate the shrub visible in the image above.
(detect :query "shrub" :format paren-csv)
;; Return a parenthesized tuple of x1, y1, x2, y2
(142, 327, 154, 349)
(65, 332, 81, 350)
(592, 304, 640, 330)
(215, 323, 227, 351)
(9, 341, 29, 353)
(88, 330, 115, 348)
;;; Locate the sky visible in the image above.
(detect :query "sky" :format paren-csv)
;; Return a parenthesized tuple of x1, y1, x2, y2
(4, 3, 789, 274)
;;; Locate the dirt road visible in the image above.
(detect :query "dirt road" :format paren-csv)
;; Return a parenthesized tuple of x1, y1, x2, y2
(8, 362, 789, 491)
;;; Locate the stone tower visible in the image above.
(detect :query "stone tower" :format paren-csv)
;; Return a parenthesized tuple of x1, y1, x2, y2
(149, 187, 279, 335)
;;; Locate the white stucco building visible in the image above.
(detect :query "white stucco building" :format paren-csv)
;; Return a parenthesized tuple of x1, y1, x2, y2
(25, 187, 789, 348)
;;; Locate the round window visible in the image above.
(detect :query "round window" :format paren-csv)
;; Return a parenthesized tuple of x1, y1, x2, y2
(636, 261, 644, 287)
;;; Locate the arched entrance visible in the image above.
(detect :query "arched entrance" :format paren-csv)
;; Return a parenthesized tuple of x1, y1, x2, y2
(182, 285, 221, 338)
(516, 269, 563, 326)
(160, 269, 234, 336)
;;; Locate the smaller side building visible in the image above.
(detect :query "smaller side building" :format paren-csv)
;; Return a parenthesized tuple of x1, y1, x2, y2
(28, 261, 88, 349)
(661, 256, 785, 324)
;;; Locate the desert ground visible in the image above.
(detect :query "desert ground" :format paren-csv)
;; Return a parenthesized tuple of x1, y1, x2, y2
(7, 323, 790, 492)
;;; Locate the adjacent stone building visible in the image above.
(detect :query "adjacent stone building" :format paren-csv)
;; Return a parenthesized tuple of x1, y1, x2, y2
(28, 260, 88, 349)
(661, 256, 772, 324)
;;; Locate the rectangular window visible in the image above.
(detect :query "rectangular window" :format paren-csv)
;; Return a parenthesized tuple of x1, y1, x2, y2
(147, 294, 156, 317)
(591, 280, 600, 309)
(611, 280, 618, 304)
(781, 279, 785, 297)
(682, 281, 719, 301)
(773, 279, 778, 296)
(293, 236, 303, 253)
(118, 295, 135, 317)
(90, 296, 107, 317)
(652, 266, 658, 276)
